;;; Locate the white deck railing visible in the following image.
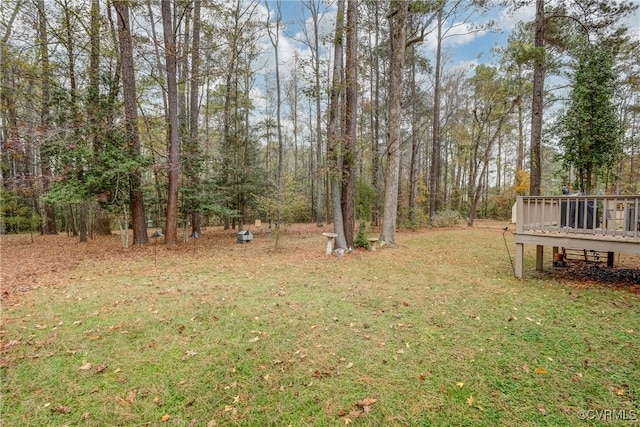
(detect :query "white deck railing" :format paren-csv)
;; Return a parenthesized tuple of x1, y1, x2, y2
(515, 195, 640, 238)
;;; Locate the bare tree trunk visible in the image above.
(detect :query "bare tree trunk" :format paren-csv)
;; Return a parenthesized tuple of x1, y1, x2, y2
(36, 0, 57, 234)
(161, 0, 180, 245)
(327, 0, 346, 249)
(189, 0, 202, 237)
(115, 0, 148, 245)
(429, 8, 443, 220)
(408, 51, 419, 224)
(370, 0, 381, 227)
(62, 0, 88, 242)
(88, 0, 112, 236)
(313, 9, 324, 227)
(341, 0, 357, 248)
(266, 1, 284, 232)
(380, 1, 408, 245)
(530, 0, 544, 196)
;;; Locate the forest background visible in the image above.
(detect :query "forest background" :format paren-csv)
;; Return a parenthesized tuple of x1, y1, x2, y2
(1, 0, 639, 248)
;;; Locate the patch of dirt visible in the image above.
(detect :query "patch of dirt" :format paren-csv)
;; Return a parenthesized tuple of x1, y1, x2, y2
(0, 223, 336, 306)
(549, 258, 640, 293)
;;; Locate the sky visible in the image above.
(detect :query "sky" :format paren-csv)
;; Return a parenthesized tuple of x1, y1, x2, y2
(258, 0, 533, 75)
(257, 0, 639, 76)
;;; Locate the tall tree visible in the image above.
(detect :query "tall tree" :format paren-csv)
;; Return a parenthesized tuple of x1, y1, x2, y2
(368, 0, 383, 227)
(115, 0, 148, 245)
(465, 65, 515, 226)
(88, 0, 113, 236)
(427, 0, 492, 218)
(380, 0, 409, 245)
(559, 46, 622, 194)
(161, 0, 180, 245)
(37, 0, 57, 234)
(300, 0, 328, 227)
(266, 0, 284, 230)
(341, 0, 357, 248)
(521, 0, 637, 195)
(188, 0, 202, 237)
(327, 0, 347, 250)
(529, 0, 544, 196)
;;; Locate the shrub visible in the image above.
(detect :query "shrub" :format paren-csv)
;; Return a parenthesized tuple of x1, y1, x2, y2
(354, 221, 371, 250)
(431, 209, 464, 228)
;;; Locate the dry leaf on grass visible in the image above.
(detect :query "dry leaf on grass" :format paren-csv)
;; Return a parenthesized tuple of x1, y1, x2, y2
(608, 384, 629, 396)
(339, 397, 378, 419)
(50, 405, 71, 414)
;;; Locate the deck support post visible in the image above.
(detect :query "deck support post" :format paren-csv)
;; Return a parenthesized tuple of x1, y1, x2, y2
(515, 243, 524, 279)
(536, 245, 544, 271)
(607, 252, 614, 268)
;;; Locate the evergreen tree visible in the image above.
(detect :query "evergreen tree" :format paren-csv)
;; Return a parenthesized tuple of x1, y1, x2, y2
(559, 46, 622, 194)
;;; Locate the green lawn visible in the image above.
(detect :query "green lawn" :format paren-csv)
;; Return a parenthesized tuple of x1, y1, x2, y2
(1, 223, 638, 426)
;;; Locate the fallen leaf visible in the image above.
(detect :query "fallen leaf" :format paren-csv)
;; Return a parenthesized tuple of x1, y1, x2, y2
(94, 364, 107, 374)
(79, 360, 92, 370)
(126, 390, 137, 404)
(572, 373, 583, 383)
(50, 405, 71, 414)
(161, 414, 171, 422)
(419, 374, 426, 382)
(537, 403, 546, 414)
(349, 409, 363, 417)
(456, 382, 464, 388)
(355, 398, 378, 407)
(534, 367, 548, 374)
(467, 395, 475, 406)
(608, 384, 628, 396)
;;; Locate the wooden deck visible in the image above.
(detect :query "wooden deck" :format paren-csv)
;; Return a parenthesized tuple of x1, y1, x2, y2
(513, 195, 640, 278)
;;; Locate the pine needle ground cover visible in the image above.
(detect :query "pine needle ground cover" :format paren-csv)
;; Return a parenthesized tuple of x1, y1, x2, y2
(1, 222, 638, 426)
